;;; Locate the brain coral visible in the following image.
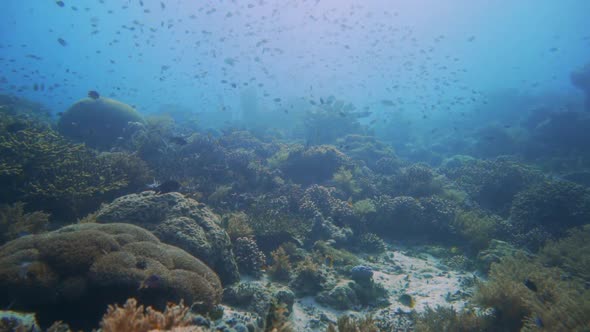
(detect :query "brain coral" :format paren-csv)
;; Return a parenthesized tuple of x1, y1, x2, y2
(57, 97, 144, 149)
(95, 191, 239, 284)
(0, 223, 222, 330)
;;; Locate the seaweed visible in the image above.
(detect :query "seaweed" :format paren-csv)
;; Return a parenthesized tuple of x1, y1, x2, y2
(538, 224, 590, 281)
(268, 246, 292, 282)
(326, 315, 379, 332)
(474, 255, 590, 331)
(0, 202, 49, 245)
(414, 306, 492, 332)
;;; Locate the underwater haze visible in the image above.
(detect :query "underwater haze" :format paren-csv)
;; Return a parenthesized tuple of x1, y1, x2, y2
(1, 1, 590, 332)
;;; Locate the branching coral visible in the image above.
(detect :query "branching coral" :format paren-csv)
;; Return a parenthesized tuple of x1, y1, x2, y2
(100, 298, 200, 332)
(0, 202, 49, 245)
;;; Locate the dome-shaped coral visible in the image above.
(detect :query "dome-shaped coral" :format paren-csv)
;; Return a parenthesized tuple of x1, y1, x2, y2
(58, 97, 144, 149)
(0, 223, 222, 330)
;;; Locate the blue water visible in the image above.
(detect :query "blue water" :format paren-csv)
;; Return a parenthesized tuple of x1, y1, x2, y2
(1, 0, 589, 125)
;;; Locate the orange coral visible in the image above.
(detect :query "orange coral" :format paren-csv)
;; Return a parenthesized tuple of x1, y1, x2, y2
(100, 298, 202, 332)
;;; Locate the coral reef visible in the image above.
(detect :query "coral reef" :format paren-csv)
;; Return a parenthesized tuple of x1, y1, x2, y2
(57, 97, 145, 149)
(441, 156, 543, 216)
(372, 195, 426, 237)
(280, 145, 352, 185)
(0, 202, 49, 245)
(233, 237, 266, 277)
(0, 223, 222, 330)
(509, 180, 590, 236)
(94, 192, 239, 284)
(0, 310, 41, 332)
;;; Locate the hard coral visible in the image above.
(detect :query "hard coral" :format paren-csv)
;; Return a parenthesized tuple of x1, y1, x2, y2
(58, 97, 145, 149)
(509, 180, 590, 235)
(233, 237, 266, 277)
(441, 156, 543, 216)
(0, 223, 222, 330)
(281, 145, 352, 185)
(95, 192, 239, 284)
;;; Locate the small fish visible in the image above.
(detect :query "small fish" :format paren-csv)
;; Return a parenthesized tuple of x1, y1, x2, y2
(523, 278, 537, 292)
(138, 274, 161, 290)
(55, 1, 65, 7)
(88, 90, 100, 99)
(533, 316, 544, 328)
(155, 180, 181, 194)
(398, 294, 415, 308)
(57, 38, 67, 46)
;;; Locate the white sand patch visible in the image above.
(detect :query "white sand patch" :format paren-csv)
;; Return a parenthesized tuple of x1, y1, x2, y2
(289, 246, 475, 331)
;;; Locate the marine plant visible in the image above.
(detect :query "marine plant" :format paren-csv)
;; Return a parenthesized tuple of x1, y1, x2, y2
(100, 298, 197, 332)
(268, 246, 292, 282)
(0, 202, 49, 245)
(222, 212, 254, 241)
(451, 210, 501, 250)
(312, 241, 360, 270)
(326, 314, 379, 332)
(266, 300, 294, 332)
(474, 254, 590, 331)
(0, 114, 144, 218)
(538, 224, 590, 281)
(289, 256, 328, 296)
(332, 166, 362, 197)
(414, 305, 492, 332)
